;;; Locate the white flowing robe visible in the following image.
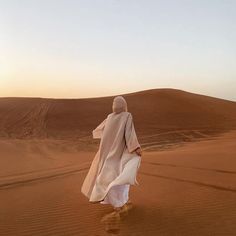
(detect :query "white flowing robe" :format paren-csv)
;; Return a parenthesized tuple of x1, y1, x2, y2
(81, 111, 141, 204)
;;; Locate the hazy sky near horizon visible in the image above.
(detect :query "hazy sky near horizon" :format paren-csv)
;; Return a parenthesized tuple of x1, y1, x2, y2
(0, 0, 236, 101)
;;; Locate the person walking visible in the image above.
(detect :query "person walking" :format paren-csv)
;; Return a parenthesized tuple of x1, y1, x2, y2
(81, 96, 142, 212)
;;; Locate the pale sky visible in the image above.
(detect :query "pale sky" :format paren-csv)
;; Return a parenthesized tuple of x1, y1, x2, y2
(0, 0, 236, 101)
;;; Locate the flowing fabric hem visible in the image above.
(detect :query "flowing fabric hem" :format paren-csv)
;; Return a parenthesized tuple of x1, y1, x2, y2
(89, 155, 141, 202)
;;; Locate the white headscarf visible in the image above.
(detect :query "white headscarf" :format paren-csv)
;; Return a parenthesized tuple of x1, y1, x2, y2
(112, 96, 128, 114)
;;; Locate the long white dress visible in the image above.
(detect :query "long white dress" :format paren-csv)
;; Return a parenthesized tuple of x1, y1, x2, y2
(100, 184, 130, 207)
(81, 111, 141, 208)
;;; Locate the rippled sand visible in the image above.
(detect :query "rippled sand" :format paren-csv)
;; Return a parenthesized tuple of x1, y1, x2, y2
(1, 131, 236, 235)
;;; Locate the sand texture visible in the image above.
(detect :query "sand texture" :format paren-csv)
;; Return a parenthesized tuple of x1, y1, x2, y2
(0, 89, 236, 235)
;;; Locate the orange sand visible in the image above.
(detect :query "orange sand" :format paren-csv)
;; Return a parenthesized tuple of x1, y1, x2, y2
(0, 131, 235, 235)
(0, 89, 236, 235)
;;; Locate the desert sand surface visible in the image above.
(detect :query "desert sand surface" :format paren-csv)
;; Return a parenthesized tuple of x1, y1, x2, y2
(0, 89, 236, 235)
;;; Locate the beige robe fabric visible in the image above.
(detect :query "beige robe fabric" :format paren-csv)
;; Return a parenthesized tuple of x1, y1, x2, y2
(81, 111, 141, 203)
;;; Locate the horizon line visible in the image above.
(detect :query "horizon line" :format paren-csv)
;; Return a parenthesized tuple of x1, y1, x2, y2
(0, 88, 236, 102)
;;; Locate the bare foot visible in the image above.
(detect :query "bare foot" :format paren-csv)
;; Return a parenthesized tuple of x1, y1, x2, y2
(118, 200, 134, 217)
(100, 211, 121, 234)
(101, 211, 120, 223)
(113, 206, 122, 212)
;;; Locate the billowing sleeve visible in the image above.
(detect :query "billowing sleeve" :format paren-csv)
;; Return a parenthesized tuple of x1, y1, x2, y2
(92, 118, 107, 139)
(125, 113, 141, 153)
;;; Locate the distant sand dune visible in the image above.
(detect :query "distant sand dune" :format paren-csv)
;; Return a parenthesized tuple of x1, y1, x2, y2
(0, 89, 236, 141)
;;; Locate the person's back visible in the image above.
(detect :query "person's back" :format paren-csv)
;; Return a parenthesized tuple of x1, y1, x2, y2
(99, 111, 130, 160)
(81, 96, 142, 211)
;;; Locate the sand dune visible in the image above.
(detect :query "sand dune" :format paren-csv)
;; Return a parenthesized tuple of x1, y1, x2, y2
(1, 88, 236, 142)
(0, 131, 236, 235)
(0, 88, 236, 235)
